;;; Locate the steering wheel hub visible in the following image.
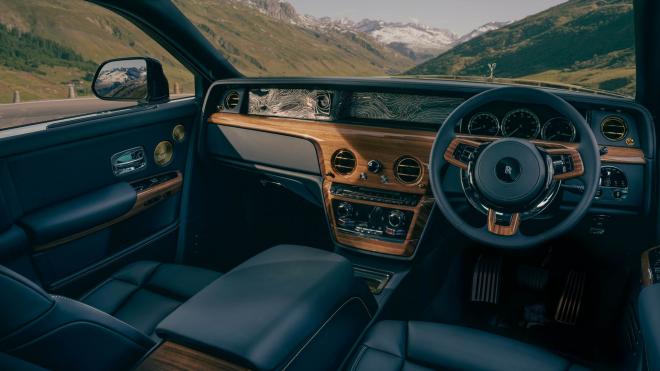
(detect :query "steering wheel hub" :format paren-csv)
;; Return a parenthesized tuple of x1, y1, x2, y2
(473, 138, 548, 208)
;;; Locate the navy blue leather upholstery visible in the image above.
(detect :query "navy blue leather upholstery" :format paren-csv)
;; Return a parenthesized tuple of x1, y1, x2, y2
(639, 284, 660, 371)
(351, 321, 587, 371)
(0, 224, 40, 284)
(0, 352, 48, 371)
(19, 182, 136, 245)
(0, 265, 154, 371)
(157, 245, 377, 371)
(81, 260, 221, 338)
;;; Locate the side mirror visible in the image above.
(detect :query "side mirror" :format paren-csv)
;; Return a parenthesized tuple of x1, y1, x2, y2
(92, 57, 169, 103)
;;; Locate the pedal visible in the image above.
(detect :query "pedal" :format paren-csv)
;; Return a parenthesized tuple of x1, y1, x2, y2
(554, 271, 586, 325)
(471, 255, 503, 304)
(516, 265, 549, 291)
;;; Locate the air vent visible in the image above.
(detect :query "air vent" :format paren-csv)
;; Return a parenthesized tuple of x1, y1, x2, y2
(223, 91, 241, 110)
(601, 115, 628, 141)
(331, 149, 356, 175)
(394, 156, 422, 184)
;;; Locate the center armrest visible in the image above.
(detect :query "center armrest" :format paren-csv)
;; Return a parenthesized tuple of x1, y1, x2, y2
(156, 245, 377, 371)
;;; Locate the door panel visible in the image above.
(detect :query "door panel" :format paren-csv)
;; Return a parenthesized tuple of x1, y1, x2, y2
(0, 99, 198, 293)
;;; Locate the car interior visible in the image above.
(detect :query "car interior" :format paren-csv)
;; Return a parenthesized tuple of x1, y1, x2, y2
(1, 1, 660, 370)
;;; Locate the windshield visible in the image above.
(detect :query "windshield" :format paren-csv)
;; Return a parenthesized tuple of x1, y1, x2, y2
(178, 0, 635, 97)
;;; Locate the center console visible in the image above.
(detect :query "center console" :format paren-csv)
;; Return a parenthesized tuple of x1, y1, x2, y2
(142, 245, 376, 371)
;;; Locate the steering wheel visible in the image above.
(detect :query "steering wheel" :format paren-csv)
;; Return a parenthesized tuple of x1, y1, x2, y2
(429, 86, 600, 248)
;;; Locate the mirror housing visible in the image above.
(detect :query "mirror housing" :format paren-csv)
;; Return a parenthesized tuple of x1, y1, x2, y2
(92, 57, 169, 104)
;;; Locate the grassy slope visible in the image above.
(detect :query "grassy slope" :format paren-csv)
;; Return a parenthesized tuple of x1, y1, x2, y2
(407, 0, 635, 95)
(172, 0, 413, 76)
(0, 0, 414, 103)
(0, 0, 197, 102)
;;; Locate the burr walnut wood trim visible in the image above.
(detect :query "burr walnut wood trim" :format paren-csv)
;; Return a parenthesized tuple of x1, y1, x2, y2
(135, 342, 249, 371)
(487, 209, 520, 236)
(209, 113, 435, 194)
(208, 114, 645, 256)
(447, 134, 646, 165)
(641, 246, 660, 287)
(33, 172, 183, 252)
(445, 135, 585, 180)
(601, 146, 646, 164)
(209, 112, 437, 256)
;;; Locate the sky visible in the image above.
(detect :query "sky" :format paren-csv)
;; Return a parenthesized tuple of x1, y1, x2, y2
(286, 0, 567, 35)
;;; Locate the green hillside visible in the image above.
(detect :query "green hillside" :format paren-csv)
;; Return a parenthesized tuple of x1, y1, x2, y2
(407, 0, 635, 95)
(0, 0, 414, 103)
(172, 0, 414, 76)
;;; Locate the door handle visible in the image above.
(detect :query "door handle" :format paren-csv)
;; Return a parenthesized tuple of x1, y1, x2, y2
(111, 147, 146, 176)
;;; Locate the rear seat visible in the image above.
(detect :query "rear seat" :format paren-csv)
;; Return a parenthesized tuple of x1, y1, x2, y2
(80, 260, 221, 338)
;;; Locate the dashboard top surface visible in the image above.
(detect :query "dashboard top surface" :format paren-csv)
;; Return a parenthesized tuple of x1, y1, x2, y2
(206, 77, 654, 158)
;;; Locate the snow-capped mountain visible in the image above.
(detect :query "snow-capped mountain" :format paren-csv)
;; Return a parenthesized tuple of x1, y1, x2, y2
(456, 21, 514, 44)
(239, 0, 511, 62)
(352, 20, 457, 61)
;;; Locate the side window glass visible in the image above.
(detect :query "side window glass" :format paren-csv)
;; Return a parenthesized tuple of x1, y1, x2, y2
(0, 0, 195, 130)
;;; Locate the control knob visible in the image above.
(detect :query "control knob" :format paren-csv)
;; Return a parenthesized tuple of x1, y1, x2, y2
(367, 160, 383, 173)
(388, 210, 406, 228)
(336, 202, 353, 218)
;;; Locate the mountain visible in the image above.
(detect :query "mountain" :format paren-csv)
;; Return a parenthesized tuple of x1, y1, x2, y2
(0, 0, 415, 102)
(408, 0, 635, 95)
(456, 21, 513, 44)
(240, 0, 509, 63)
(351, 20, 457, 62)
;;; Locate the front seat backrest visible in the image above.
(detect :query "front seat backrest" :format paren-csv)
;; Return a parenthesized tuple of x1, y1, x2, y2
(0, 265, 155, 371)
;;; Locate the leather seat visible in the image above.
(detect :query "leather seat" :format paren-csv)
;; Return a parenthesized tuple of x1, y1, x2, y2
(80, 260, 221, 338)
(350, 321, 587, 371)
(0, 264, 154, 371)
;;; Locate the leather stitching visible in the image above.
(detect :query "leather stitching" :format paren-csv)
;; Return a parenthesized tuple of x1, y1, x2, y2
(349, 345, 367, 371)
(51, 295, 142, 333)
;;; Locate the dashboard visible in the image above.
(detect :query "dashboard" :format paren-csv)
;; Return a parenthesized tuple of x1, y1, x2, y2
(202, 78, 654, 257)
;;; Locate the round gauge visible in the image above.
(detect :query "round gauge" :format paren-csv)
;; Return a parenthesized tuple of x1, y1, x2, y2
(600, 166, 628, 188)
(467, 112, 499, 136)
(501, 108, 541, 139)
(541, 117, 576, 142)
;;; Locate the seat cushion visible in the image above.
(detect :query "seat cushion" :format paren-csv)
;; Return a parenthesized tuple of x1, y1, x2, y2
(351, 321, 587, 371)
(0, 352, 48, 371)
(80, 261, 221, 337)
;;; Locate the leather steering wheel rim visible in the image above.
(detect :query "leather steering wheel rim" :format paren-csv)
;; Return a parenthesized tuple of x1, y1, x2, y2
(428, 86, 601, 248)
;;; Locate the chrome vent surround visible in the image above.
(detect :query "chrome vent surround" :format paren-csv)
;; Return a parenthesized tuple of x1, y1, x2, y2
(394, 156, 422, 184)
(223, 90, 241, 110)
(331, 149, 356, 175)
(601, 115, 628, 141)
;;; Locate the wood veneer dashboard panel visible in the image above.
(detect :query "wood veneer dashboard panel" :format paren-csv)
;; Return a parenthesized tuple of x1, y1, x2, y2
(209, 113, 435, 194)
(209, 113, 435, 256)
(208, 113, 646, 256)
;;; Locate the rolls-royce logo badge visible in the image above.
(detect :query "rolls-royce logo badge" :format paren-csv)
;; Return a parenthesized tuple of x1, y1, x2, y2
(495, 158, 521, 183)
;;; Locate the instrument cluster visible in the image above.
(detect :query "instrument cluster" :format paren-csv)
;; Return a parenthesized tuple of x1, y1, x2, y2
(461, 105, 578, 142)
